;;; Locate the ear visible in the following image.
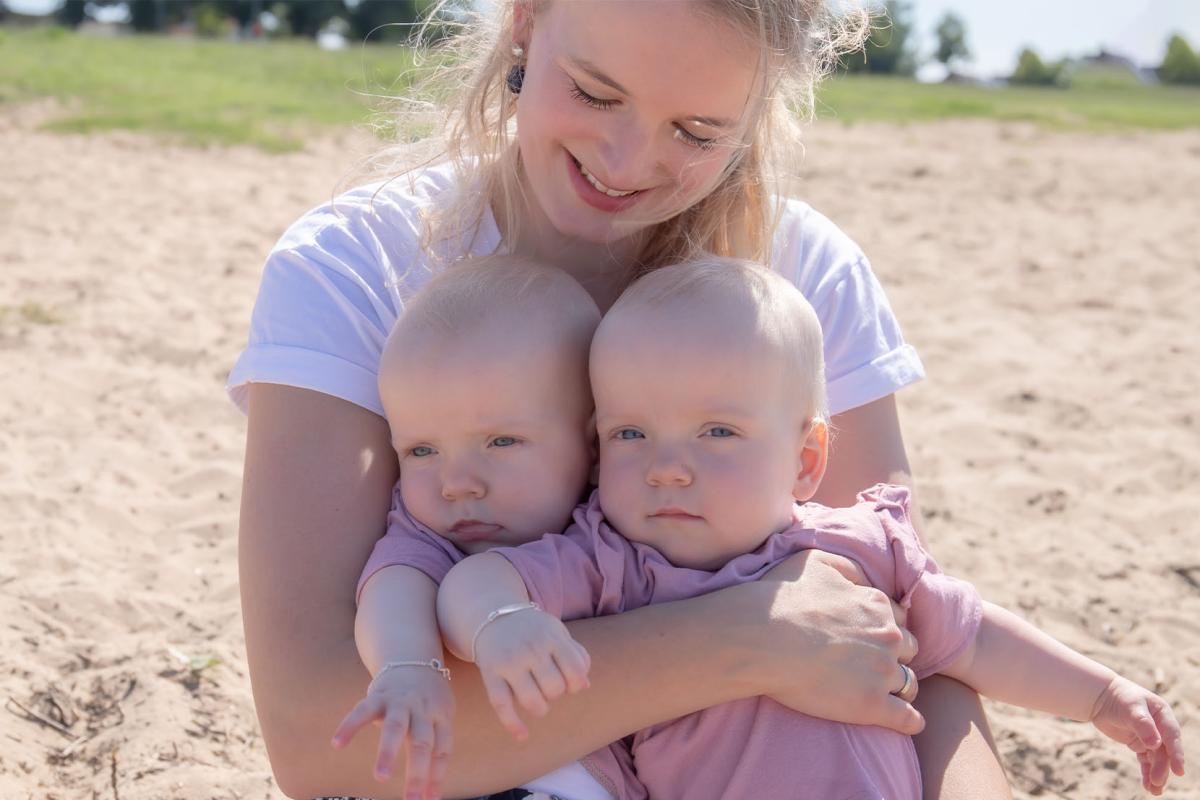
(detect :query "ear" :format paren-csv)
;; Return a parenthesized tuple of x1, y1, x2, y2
(511, 0, 534, 49)
(793, 418, 828, 503)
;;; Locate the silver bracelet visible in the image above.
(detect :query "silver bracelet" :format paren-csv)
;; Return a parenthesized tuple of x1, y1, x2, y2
(470, 601, 541, 661)
(370, 658, 451, 691)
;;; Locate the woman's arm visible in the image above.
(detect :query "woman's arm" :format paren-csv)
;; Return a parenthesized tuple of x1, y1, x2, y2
(815, 394, 1013, 800)
(240, 384, 925, 799)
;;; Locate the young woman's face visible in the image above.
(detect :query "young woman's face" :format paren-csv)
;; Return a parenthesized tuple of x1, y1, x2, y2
(515, 0, 760, 244)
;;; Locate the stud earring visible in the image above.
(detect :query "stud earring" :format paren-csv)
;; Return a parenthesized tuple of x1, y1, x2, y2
(507, 44, 525, 95)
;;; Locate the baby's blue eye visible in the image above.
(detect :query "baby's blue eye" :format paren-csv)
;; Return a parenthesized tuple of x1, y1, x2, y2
(490, 436, 518, 448)
(615, 429, 644, 440)
(707, 427, 735, 438)
(410, 445, 435, 457)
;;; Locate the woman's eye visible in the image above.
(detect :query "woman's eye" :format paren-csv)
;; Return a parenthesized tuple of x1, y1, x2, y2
(570, 81, 617, 111)
(410, 445, 435, 457)
(614, 429, 644, 441)
(674, 126, 717, 151)
(706, 427, 735, 438)
(490, 436, 518, 448)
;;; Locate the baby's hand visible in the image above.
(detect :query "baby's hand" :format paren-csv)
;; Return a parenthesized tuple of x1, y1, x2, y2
(1091, 674, 1185, 796)
(331, 662, 454, 799)
(474, 608, 591, 740)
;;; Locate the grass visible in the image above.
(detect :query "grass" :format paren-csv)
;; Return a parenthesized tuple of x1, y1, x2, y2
(2, 27, 1199, 151)
(0, 26, 420, 151)
(816, 74, 1200, 130)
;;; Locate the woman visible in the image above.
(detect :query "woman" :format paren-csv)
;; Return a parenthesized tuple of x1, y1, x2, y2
(231, 1, 1012, 797)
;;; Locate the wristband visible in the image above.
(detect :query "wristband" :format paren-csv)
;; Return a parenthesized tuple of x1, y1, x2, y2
(371, 659, 451, 691)
(470, 601, 541, 661)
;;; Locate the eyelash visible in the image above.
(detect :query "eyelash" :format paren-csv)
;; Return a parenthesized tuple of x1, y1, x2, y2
(569, 81, 717, 151)
(569, 81, 617, 111)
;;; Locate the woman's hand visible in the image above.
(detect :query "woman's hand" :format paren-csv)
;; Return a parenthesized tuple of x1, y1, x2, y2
(732, 549, 925, 735)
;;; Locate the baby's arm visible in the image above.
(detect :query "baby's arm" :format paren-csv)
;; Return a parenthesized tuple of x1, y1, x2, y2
(332, 565, 454, 799)
(438, 553, 591, 740)
(940, 601, 1185, 795)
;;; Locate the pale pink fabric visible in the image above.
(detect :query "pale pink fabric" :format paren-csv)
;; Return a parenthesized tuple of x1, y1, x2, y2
(494, 484, 983, 800)
(356, 482, 461, 603)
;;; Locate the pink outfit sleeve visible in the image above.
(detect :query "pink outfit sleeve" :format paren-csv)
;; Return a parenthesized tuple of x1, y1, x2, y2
(355, 482, 462, 603)
(849, 484, 984, 679)
(491, 494, 642, 621)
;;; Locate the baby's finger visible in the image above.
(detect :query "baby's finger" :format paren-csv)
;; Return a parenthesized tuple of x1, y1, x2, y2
(1150, 698, 1186, 776)
(403, 715, 436, 797)
(1129, 702, 1162, 752)
(331, 698, 382, 749)
(532, 655, 568, 701)
(425, 717, 453, 800)
(375, 710, 410, 782)
(482, 672, 528, 740)
(553, 644, 591, 694)
(509, 671, 551, 718)
(1146, 745, 1171, 793)
(1139, 751, 1153, 792)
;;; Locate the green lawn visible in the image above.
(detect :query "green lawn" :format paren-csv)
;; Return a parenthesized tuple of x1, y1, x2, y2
(2, 27, 1198, 152)
(816, 74, 1200, 130)
(0, 26, 418, 151)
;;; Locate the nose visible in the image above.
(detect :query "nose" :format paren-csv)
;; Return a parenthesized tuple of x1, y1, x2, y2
(596, 117, 661, 191)
(645, 446, 693, 487)
(440, 458, 486, 501)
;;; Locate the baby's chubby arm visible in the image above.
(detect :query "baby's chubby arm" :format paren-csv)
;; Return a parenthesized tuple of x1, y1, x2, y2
(438, 553, 592, 740)
(332, 565, 454, 799)
(940, 601, 1185, 795)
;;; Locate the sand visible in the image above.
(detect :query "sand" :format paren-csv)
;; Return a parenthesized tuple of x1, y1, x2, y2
(1, 105, 1196, 799)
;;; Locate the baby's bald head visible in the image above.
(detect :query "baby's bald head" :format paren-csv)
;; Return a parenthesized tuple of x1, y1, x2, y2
(595, 256, 826, 424)
(380, 255, 602, 432)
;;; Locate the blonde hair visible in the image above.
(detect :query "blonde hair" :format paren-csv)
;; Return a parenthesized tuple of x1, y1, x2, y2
(601, 255, 828, 421)
(363, 1, 867, 280)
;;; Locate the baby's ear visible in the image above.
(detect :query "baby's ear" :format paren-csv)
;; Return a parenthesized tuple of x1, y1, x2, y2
(793, 418, 829, 503)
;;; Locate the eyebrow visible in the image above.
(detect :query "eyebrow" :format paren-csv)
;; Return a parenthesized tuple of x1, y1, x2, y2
(569, 57, 735, 130)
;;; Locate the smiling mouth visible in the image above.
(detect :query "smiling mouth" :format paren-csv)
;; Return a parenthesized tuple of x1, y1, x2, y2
(570, 154, 640, 198)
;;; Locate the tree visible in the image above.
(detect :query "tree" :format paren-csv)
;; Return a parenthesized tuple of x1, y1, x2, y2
(348, 0, 420, 44)
(58, 0, 87, 28)
(284, 0, 345, 38)
(841, 0, 918, 76)
(934, 12, 969, 72)
(1010, 47, 1067, 87)
(1159, 33, 1200, 86)
(128, 0, 161, 32)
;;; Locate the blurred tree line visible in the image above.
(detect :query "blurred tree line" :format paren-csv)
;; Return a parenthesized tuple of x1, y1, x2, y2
(840, 2, 1200, 88)
(56, 0, 445, 42)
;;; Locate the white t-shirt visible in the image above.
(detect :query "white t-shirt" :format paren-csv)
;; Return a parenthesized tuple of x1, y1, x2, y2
(227, 161, 923, 417)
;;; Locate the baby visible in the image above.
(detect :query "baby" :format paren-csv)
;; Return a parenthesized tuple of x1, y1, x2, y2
(331, 256, 607, 800)
(436, 257, 1186, 800)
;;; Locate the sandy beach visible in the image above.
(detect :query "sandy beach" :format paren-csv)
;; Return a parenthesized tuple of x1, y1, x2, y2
(1, 106, 1197, 798)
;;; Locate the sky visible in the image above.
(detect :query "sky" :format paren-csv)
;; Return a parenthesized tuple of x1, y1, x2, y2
(903, 0, 1200, 79)
(5, 0, 1200, 79)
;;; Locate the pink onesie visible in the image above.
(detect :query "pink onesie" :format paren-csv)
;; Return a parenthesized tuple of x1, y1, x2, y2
(358, 484, 983, 800)
(492, 484, 983, 800)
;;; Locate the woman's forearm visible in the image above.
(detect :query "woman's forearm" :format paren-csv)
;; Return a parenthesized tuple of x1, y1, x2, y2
(266, 592, 755, 799)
